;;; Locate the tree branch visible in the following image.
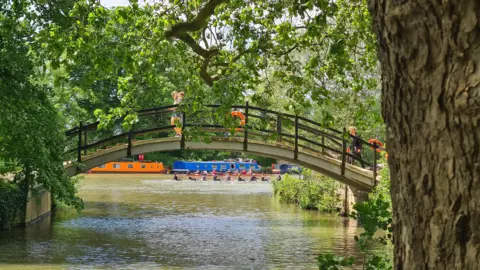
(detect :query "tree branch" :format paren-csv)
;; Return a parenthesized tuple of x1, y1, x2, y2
(165, 0, 228, 38)
(164, 0, 228, 86)
(210, 48, 253, 67)
(273, 44, 299, 57)
(178, 33, 218, 58)
(200, 55, 220, 86)
(202, 27, 209, 49)
(208, 26, 219, 46)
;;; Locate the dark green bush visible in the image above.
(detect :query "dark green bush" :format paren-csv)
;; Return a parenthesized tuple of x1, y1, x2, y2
(273, 169, 341, 213)
(0, 181, 25, 230)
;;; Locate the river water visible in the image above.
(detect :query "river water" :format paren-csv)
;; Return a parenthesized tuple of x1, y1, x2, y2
(0, 174, 365, 269)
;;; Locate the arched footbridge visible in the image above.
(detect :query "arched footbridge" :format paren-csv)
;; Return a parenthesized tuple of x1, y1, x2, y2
(63, 103, 384, 191)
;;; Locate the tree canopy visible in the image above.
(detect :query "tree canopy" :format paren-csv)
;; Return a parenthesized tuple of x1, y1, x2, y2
(0, 0, 84, 219)
(37, 0, 381, 135)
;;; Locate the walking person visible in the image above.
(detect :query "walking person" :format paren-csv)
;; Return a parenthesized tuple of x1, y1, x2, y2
(171, 91, 185, 137)
(349, 126, 366, 168)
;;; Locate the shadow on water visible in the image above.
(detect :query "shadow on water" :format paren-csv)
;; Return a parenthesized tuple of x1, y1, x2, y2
(0, 175, 366, 269)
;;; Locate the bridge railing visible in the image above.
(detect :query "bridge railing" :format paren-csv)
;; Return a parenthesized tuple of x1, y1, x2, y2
(64, 102, 383, 181)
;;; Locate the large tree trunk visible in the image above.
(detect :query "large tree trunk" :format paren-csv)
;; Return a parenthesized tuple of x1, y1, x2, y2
(368, 1, 480, 269)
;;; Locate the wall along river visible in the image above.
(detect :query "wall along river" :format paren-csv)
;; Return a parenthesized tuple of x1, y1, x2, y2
(0, 174, 367, 269)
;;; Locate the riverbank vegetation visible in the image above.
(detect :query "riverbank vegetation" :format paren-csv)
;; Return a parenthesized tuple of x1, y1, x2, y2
(273, 170, 341, 213)
(318, 158, 392, 269)
(0, 0, 83, 229)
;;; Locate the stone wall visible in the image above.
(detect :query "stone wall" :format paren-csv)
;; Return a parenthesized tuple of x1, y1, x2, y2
(25, 188, 51, 225)
(337, 185, 369, 215)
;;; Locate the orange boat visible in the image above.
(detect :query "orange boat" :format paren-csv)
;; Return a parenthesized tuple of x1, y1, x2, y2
(90, 161, 165, 173)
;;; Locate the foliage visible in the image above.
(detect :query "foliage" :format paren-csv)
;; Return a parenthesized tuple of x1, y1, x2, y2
(34, 0, 380, 131)
(318, 254, 354, 270)
(317, 157, 392, 269)
(273, 170, 341, 213)
(0, 181, 24, 230)
(0, 0, 83, 229)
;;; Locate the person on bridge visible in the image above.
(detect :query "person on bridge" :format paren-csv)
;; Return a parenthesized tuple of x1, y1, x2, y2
(349, 126, 366, 169)
(171, 91, 185, 137)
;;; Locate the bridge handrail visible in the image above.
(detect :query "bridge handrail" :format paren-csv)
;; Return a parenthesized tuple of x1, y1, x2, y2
(66, 104, 376, 148)
(65, 102, 384, 181)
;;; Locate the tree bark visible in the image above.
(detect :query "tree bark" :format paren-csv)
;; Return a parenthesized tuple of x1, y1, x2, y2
(368, 0, 480, 269)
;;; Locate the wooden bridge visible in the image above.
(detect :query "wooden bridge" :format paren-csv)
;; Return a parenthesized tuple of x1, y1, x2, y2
(63, 103, 383, 191)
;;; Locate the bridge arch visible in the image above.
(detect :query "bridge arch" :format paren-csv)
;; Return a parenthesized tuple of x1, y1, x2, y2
(65, 137, 375, 191)
(64, 103, 385, 192)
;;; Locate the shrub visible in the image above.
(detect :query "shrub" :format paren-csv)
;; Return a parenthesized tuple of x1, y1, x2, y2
(0, 181, 25, 230)
(273, 170, 341, 213)
(317, 156, 393, 269)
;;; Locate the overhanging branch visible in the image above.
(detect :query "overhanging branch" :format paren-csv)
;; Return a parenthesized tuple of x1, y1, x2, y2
(165, 0, 228, 38)
(165, 0, 228, 86)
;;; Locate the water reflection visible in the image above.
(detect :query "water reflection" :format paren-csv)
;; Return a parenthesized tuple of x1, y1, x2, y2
(0, 174, 364, 269)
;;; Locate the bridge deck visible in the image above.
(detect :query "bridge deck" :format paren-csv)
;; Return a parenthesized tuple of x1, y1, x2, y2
(65, 137, 376, 191)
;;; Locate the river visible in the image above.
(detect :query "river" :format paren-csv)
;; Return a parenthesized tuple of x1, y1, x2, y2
(0, 174, 365, 269)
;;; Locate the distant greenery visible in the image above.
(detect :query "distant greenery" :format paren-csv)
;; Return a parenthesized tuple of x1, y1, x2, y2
(318, 157, 392, 270)
(273, 169, 341, 213)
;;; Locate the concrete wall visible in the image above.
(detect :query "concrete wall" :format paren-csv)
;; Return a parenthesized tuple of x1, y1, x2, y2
(25, 188, 51, 225)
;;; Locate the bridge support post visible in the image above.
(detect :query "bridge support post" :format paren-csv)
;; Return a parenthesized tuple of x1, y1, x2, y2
(373, 144, 378, 183)
(341, 127, 346, 176)
(76, 121, 82, 174)
(343, 184, 351, 216)
(180, 111, 185, 149)
(321, 135, 325, 154)
(77, 121, 82, 163)
(294, 115, 298, 160)
(243, 101, 248, 151)
(276, 114, 282, 142)
(83, 127, 87, 156)
(127, 124, 134, 157)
